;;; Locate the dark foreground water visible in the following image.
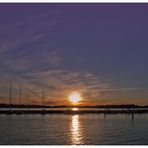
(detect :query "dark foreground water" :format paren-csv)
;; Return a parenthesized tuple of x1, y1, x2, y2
(0, 114, 148, 145)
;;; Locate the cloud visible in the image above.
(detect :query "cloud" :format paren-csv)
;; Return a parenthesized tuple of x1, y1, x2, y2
(0, 9, 61, 73)
(99, 87, 148, 105)
(0, 67, 110, 105)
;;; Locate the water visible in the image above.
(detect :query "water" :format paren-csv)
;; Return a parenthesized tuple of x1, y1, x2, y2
(0, 114, 148, 145)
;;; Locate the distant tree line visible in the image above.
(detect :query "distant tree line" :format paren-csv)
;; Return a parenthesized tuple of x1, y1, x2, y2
(0, 103, 148, 108)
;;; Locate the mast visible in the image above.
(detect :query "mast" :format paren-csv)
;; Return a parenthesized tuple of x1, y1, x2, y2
(27, 95, 29, 106)
(42, 90, 44, 111)
(19, 85, 22, 111)
(20, 86, 21, 105)
(9, 81, 12, 111)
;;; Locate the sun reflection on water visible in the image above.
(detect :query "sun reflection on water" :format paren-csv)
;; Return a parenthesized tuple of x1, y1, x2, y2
(71, 115, 83, 145)
(72, 107, 79, 111)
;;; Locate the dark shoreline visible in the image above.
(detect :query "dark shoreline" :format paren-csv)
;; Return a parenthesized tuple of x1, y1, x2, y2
(0, 104, 148, 109)
(1, 109, 148, 115)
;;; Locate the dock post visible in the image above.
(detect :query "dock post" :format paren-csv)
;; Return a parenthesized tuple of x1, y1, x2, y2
(132, 113, 134, 121)
(104, 113, 106, 119)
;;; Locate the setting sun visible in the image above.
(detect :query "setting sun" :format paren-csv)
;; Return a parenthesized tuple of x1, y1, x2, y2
(69, 92, 81, 104)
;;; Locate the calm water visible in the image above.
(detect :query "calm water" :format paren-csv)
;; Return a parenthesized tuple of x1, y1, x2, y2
(0, 114, 148, 145)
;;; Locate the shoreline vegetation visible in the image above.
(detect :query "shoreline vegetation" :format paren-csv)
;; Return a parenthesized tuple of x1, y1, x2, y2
(0, 108, 148, 115)
(0, 104, 148, 108)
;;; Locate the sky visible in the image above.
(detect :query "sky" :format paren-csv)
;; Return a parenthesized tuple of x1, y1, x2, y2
(0, 3, 148, 106)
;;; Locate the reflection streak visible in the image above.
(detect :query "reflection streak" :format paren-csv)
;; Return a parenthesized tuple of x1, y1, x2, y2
(71, 115, 83, 145)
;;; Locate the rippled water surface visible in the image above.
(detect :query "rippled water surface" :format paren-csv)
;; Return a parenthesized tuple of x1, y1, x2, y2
(0, 114, 148, 145)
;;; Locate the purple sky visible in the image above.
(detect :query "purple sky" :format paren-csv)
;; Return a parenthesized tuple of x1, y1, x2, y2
(0, 3, 148, 105)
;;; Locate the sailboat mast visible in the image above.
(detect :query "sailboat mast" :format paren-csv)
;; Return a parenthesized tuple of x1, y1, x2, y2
(42, 90, 44, 110)
(20, 86, 21, 106)
(9, 81, 12, 111)
(10, 81, 12, 105)
(27, 95, 29, 106)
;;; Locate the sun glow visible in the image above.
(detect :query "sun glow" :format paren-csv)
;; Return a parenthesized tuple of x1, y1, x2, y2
(69, 92, 81, 104)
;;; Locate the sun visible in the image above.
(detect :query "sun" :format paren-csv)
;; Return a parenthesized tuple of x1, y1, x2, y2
(69, 92, 81, 104)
